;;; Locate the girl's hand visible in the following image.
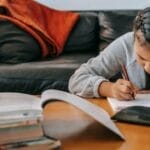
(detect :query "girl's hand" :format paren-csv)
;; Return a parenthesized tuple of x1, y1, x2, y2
(111, 79, 137, 100)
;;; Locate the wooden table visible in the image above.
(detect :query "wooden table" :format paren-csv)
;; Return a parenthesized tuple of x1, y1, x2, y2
(43, 98, 150, 150)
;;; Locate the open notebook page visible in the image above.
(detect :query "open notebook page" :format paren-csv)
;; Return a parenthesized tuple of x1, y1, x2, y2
(107, 93, 150, 112)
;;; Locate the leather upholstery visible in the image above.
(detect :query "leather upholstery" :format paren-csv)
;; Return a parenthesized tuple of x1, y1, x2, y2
(0, 10, 138, 94)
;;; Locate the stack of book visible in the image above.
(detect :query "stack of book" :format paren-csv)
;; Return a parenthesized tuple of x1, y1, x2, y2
(0, 92, 61, 149)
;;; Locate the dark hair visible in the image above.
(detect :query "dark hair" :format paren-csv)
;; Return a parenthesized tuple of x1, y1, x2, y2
(133, 7, 150, 44)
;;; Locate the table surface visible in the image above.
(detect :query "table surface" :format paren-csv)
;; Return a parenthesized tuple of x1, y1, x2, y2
(43, 98, 150, 150)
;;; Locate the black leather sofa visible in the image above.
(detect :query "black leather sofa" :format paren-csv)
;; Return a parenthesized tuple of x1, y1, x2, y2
(0, 10, 138, 94)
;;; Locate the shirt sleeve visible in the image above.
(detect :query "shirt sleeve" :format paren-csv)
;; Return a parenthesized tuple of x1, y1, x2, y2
(68, 33, 130, 98)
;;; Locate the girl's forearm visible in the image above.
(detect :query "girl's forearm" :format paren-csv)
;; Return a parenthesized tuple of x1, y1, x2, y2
(98, 81, 114, 97)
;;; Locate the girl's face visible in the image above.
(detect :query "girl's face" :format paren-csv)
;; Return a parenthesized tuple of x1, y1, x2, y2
(134, 32, 150, 74)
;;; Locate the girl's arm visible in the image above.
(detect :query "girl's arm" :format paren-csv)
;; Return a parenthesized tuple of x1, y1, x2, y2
(69, 33, 133, 98)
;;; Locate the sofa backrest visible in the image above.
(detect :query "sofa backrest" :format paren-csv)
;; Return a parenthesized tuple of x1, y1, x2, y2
(98, 10, 138, 50)
(64, 10, 139, 52)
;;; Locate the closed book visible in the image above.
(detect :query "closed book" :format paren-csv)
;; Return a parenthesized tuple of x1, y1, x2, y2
(0, 136, 61, 150)
(0, 123, 43, 145)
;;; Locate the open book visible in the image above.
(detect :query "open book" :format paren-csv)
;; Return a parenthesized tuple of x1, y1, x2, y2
(0, 89, 124, 140)
(107, 93, 150, 112)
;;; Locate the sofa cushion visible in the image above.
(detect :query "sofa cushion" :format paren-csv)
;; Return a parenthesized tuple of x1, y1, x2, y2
(98, 11, 138, 50)
(0, 52, 97, 94)
(0, 19, 41, 64)
(63, 12, 99, 52)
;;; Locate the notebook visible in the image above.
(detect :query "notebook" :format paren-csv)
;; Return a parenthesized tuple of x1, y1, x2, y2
(108, 93, 150, 125)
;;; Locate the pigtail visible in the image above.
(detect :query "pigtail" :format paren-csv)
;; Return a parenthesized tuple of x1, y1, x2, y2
(133, 7, 150, 43)
(143, 8, 150, 42)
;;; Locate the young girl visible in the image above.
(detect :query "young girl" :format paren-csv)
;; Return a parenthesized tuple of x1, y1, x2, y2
(69, 7, 150, 100)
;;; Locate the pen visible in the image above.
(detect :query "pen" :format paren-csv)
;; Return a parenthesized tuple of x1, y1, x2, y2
(136, 90, 150, 94)
(121, 64, 135, 100)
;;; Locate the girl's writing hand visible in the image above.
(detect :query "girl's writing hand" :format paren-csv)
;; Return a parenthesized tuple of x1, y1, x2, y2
(111, 79, 137, 100)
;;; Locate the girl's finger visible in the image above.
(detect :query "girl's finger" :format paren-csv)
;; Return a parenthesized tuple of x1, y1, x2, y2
(118, 92, 133, 100)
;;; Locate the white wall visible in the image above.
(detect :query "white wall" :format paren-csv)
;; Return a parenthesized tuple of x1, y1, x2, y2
(36, 0, 150, 11)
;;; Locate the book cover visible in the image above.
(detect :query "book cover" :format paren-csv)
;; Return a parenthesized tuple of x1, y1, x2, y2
(0, 136, 61, 150)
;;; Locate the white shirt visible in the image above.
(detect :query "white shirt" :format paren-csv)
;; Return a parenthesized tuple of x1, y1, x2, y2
(68, 32, 146, 98)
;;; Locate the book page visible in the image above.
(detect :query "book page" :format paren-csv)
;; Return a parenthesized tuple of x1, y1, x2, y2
(0, 93, 41, 113)
(0, 92, 42, 124)
(41, 89, 125, 140)
(107, 93, 150, 112)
